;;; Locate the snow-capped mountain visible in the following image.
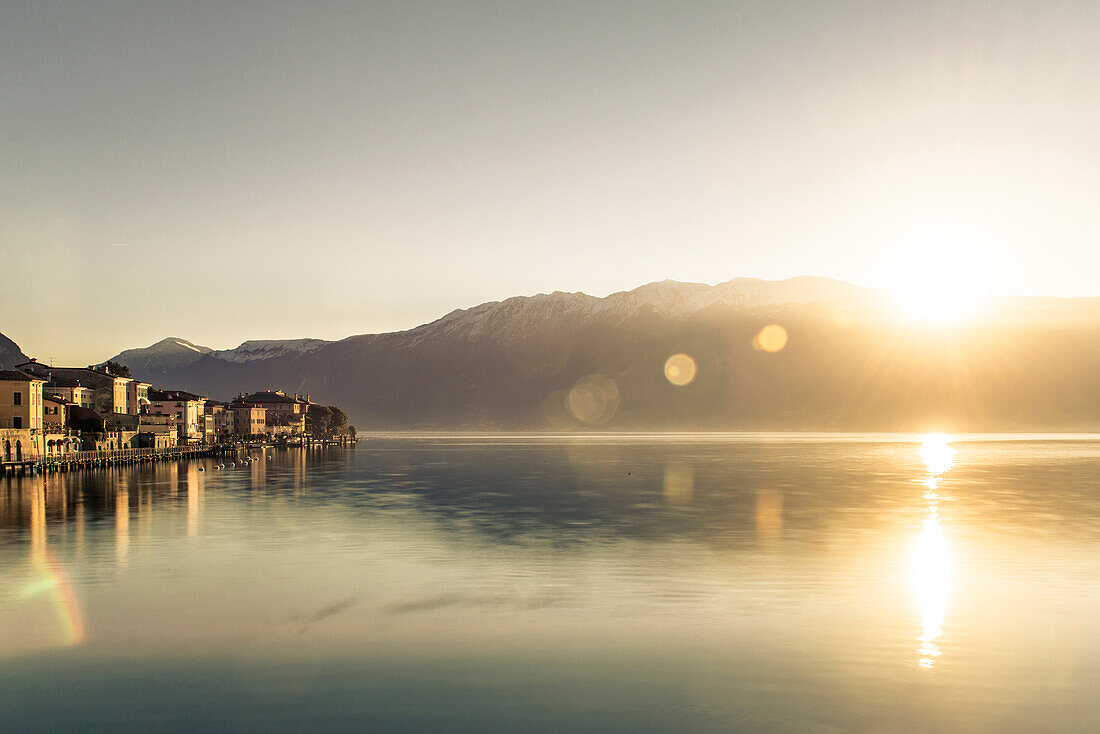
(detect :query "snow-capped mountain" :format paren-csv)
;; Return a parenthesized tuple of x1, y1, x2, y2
(405, 276, 875, 345)
(209, 339, 331, 363)
(106, 336, 331, 385)
(108, 337, 213, 380)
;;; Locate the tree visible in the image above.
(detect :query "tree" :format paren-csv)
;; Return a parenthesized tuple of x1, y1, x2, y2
(305, 405, 349, 437)
(327, 406, 347, 430)
(105, 361, 131, 378)
(306, 405, 332, 435)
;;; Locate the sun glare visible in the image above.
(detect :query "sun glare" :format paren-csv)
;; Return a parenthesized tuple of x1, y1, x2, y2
(892, 243, 988, 324)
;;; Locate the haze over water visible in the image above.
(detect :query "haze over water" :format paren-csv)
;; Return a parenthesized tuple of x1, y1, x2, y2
(2, 434, 1099, 733)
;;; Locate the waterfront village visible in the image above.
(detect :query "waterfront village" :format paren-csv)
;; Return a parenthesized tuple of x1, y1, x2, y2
(0, 358, 355, 468)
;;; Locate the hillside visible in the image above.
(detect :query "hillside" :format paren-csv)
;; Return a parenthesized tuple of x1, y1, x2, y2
(0, 331, 29, 370)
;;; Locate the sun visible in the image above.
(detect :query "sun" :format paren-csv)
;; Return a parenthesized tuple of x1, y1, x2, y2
(891, 243, 988, 324)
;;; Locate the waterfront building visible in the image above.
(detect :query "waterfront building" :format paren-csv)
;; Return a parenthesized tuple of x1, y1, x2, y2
(233, 390, 310, 435)
(44, 380, 95, 410)
(41, 396, 79, 458)
(137, 413, 178, 449)
(204, 401, 234, 441)
(127, 380, 151, 415)
(0, 370, 45, 432)
(0, 428, 38, 463)
(42, 394, 68, 428)
(83, 429, 140, 452)
(18, 361, 135, 415)
(232, 404, 267, 436)
(145, 389, 210, 445)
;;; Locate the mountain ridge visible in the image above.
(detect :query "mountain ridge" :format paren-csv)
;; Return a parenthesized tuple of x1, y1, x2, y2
(96, 276, 1100, 431)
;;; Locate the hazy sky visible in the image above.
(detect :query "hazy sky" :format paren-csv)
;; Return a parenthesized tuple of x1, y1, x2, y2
(3, 1, 1098, 364)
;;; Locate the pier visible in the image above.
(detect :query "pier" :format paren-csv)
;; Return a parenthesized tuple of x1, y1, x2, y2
(3, 444, 248, 476)
(1, 436, 357, 476)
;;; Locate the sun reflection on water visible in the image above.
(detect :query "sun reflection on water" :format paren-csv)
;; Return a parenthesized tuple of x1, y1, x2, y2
(919, 433, 955, 477)
(913, 433, 954, 669)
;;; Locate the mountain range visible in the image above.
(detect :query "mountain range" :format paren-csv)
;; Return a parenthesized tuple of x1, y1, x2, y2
(6, 276, 1100, 431)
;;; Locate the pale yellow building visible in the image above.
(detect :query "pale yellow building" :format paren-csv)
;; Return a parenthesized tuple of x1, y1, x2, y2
(127, 380, 151, 414)
(44, 381, 94, 409)
(233, 405, 267, 436)
(42, 395, 68, 429)
(0, 370, 44, 432)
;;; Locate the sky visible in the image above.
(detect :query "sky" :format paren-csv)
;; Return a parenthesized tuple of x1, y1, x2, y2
(3, 0, 1099, 364)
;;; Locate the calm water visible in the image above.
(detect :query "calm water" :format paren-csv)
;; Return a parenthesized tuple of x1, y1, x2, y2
(2, 434, 1100, 733)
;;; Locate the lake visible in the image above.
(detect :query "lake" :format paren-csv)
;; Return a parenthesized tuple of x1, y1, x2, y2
(2, 434, 1099, 733)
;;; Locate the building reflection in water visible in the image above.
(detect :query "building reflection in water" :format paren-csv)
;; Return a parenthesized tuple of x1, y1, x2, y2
(755, 487, 783, 546)
(913, 433, 954, 669)
(187, 463, 204, 537)
(250, 453, 267, 493)
(116, 481, 130, 564)
(663, 461, 694, 505)
(30, 481, 46, 559)
(74, 491, 85, 557)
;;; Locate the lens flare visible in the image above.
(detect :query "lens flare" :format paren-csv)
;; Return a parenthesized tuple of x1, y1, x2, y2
(752, 324, 788, 352)
(542, 389, 574, 428)
(663, 353, 697, 386)
(29, 549, 87, 646)
(567, 374, 620, 424)
(22, 488, 86, 650)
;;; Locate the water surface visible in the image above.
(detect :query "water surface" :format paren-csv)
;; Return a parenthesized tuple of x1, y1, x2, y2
(2, 434, 1099, 733)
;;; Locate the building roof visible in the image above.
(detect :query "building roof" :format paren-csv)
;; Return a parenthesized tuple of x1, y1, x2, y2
(43, 395, 71, 405)
(0, 370, 44, 382)
(44, 375, 91, 388)
(238, 391, 309, 404)
(17, 363, 130, 386)
(149, 388, 207, 402)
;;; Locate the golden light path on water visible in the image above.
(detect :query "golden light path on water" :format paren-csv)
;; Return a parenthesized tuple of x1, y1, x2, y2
(914, 433, 954, 669)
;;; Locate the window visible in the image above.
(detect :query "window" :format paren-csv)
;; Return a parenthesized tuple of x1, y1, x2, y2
(12, 417, 22, 429)
(13, 392, 21, 406)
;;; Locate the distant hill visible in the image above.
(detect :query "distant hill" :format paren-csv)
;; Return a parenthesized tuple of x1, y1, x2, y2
(0, 331, 29, 370)
(104, 277, 1100, 431)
